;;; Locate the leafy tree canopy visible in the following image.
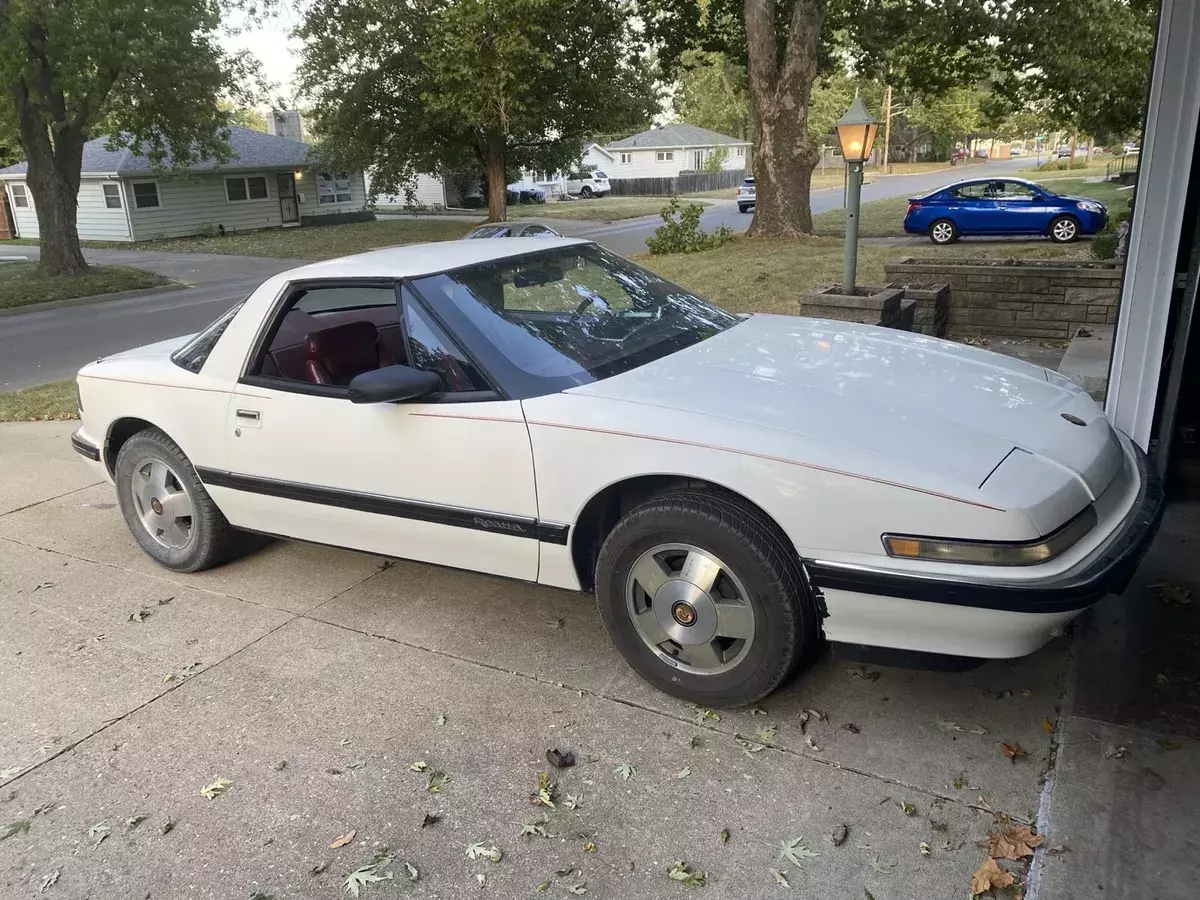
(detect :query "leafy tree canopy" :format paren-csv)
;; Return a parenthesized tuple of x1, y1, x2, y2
(297, 0, 658, 221)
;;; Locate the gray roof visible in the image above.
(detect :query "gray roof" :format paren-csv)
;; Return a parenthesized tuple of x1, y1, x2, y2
(0, 125, 319, 177)
(606, 124, 749, 150)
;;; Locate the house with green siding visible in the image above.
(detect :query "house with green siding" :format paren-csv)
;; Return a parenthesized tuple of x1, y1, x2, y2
(0, 126, 371, 243)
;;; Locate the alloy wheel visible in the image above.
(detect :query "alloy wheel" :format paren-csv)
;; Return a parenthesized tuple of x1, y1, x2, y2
(625, 543, 756, 675)
(931, 221, 954, 243)
(130, 459, 195, 550)
(1052, 219, 1077, 242)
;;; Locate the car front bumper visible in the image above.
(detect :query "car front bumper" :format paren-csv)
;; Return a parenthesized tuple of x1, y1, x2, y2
(807, 441, 1165, 658)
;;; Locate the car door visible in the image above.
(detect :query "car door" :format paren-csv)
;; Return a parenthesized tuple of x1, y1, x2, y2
(943, 183, 992, 234)
(222, 280, 540, 580)
(990, 181, 1049, 235)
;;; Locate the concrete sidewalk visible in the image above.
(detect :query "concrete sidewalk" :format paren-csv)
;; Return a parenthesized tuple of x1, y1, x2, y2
(0, 421, 1194, 899)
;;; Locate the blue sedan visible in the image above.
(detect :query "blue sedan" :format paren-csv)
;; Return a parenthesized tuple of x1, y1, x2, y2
(903, 178, 1108, 244)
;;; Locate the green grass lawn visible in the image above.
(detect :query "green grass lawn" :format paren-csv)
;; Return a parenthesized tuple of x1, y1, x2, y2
(0, 378, 78, 422)
(0, 262, 170, 310)
(639, 236, 1087, 317)
(86, 219, 474, 260)
(515, 197, 680, 222)
(812, 176, 1129, 238)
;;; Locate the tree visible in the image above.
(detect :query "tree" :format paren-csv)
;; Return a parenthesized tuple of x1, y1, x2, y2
(0, 1, 264, 275)
(905, 88, 983, 154)
(994, 1, 1156, 148)
(674, 50, 750, 139)
(297, 0, 657, 223)
(219, 100, 268, 133)
(639, 0, 993, 237)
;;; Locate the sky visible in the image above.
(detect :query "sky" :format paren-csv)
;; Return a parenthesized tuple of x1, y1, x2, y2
(219, 8, 304, 106)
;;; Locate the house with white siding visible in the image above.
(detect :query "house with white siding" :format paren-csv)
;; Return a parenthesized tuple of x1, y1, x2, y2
(603, 125, 750, 178)
(0, 126, 371, 243)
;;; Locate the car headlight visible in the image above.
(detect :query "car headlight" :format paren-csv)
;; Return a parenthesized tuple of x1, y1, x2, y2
(882, 507, 1097, 566)
(1077, 200, 1104, 213)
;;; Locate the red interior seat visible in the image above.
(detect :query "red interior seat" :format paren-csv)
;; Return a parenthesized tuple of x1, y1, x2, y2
(304, 320, 381, 385)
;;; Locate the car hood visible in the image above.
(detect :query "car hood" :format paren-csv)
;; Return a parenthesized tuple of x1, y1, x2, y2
(569, 315, 1122, 501)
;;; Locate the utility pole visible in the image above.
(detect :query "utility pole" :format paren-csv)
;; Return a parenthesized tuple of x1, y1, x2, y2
(882, 85, 893, 171)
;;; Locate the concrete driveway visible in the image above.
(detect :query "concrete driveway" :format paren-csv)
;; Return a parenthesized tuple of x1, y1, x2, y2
(2, 421, 1196, 898)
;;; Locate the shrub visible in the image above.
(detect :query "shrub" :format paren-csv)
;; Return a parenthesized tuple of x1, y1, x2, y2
(1091, 228, 1118, 259)
(646, 198, 735, 255)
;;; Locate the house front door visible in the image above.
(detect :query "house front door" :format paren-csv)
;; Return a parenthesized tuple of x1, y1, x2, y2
(277, 173, 300, 226)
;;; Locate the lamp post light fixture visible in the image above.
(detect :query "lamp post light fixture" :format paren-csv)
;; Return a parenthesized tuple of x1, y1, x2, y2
(834, 97, 879, 293)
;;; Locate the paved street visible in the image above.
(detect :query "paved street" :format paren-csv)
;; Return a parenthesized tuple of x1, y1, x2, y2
(0, 159, 1026, 392)
(0, 420, 1195, 899)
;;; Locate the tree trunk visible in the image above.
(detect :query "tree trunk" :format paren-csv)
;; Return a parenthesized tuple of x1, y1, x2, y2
(744, 0, 824, 237)
(1068, 130, 1078, 165)
(483, 130, 508, 223)
(11, 83, 90, 275)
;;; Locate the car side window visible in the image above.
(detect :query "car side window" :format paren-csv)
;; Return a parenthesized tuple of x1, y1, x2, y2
(953, 184, 989, 199)
(249, 283, 405, 386)
(401, 289, 490, 393)
(998, 183, 1036, 200)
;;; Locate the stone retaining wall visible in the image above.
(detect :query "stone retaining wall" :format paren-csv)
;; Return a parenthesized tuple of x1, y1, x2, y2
(884, 258, 1123, 340)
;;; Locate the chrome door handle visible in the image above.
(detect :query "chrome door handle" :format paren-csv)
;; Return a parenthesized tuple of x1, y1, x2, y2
(235, 409, 261, 421)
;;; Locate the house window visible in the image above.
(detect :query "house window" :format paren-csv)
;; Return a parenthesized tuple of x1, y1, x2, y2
(132, 181, 160, 209)
(656, 151, 674, 162)
(317, 172, 353, 204)
(735, 147, 745, 158)
(620, 152, 632, 164)
(9, 184, 29, 208)
(102, 183, 122, 209)
(225, 175, 269, 202)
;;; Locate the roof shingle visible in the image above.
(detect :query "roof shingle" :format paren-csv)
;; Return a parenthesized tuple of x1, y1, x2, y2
(606, 124, 748, 150)
(0, 125, 319, 177)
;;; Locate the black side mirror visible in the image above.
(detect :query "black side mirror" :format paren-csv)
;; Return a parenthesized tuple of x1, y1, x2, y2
(348, 365, 441, 404)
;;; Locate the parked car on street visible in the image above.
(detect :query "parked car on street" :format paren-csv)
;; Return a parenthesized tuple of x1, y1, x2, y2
(1008, 147, 1025, 157)
(974, 148, 989, 159)
(736, 177, 755, 213)
(70, 238, 1161, 706)
(564, 169, 610, 198)
(903, 177, 1108, 244)
(465, 223, 561, 239)
(1057, 145, 1072, 158)
(507, 184, 547, 205)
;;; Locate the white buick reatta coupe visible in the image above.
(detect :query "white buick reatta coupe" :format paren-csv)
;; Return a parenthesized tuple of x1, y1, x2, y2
(71, 238, 1163, 705)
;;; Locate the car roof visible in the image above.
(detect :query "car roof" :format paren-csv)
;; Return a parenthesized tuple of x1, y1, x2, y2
(939, 177, 1043, 191)
(279, 236, 593, 280)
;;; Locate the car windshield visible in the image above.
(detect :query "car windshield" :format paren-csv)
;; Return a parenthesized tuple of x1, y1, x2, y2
(170, 302, 244, 373)
(410, 245, 739, 398)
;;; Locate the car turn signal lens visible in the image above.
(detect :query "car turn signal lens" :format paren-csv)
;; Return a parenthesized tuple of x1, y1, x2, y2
(882, 507, 1098, 566)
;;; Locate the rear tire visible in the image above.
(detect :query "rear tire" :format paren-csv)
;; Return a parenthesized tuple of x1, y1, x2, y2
(738, 204, 751, 213)
(929, 218, 958, 244)
(1049, 215, 1080, 243)
(595, 488, 820, 706)
(114, 428, 247, 572)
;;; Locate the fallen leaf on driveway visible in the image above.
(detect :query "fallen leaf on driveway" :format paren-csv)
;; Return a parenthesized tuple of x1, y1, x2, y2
(1041, 717, 1056, 734)
(770, 868, 790, 887)
(749, 707, 768, 716)
(310, 861, 329, 875)
(737, 737, 767, 757)
(1, 766, 24, 779)
(778, 837, 820, 866)
(405, 862, 419, 882)
(1157, 739, 1181, 751)
(547, 617, 565, 630)
(125, 814, 146, 829)
(842, 723, 861, 734)
(756, 725, 778, 742)
(867, 856, 895, 875)
(343, 859, 393, 897)
(985, 823, 1044, 860)
(919, 842, 931, 856)
(421, 812, 441, 828)
(614, 763, 636, 781)
(677, 766, 691, 779)
(88, 821, 110, 849)
(1103, 745, 1128, 760)
(720, 827, 730, 844)
(1000, 742, 1028, 762)
(128, 609, 152, 623)
(329, 830, 356, 849)
(465, 841, 502, 862)
(849, 666, 881, 682)
(1149, 580, 1192, 605)
(436, 713, 447, 726)
(933, 717, 964, 734)
(804, 736, 822, 752)
(1, 820, 30, 841)
(426, 770, 450, 793)
(409, 761, 428, 772)
(666, 861, 707, 886)
(969, 726, 989, 736)
(690, 705, 720, 725)
(38, 868, 60, 893)
(160, 817, 174, 835)
(898, 801, 916, 816)
(566, 883, 587, 895)
(200, 777, 232, 799)
(971, 858, 1015, 894)
(564, 794, 583, 810)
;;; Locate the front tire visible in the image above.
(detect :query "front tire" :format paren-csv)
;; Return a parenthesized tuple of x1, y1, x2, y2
(595, 489, 820, 706)
(114, 428, 245, 572)
(929, 218, 958, 244)
(1049, 215, 1080, 243)
(580, 186, 593, 198)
